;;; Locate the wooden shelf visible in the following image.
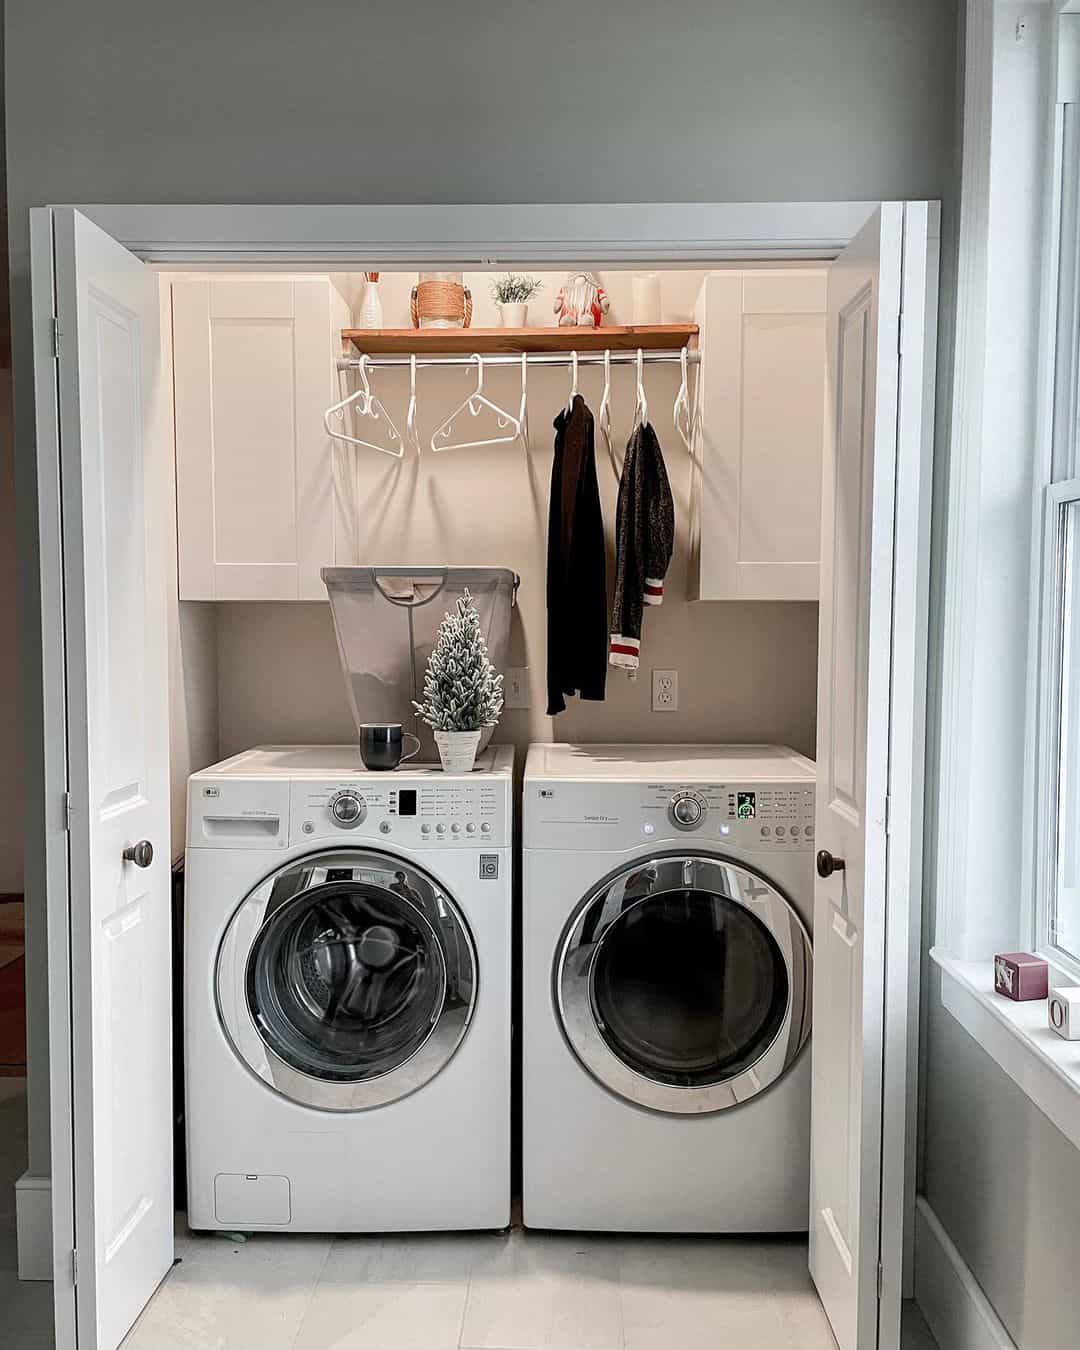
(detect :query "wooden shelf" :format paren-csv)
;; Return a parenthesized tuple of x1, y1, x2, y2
(342, 324, 698, 355)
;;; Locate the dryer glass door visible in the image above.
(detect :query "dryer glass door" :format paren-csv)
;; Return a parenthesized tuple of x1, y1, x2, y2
(217, 850, 476, 1110)
(557, 854, 812, 1114)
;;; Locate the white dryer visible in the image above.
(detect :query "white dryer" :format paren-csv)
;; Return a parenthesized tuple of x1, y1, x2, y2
(185, 744, 513, 1233)
(523, 743, 815, 1233)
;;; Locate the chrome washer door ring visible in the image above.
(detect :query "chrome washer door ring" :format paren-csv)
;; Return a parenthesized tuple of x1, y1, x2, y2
(556, 853, 811, 1115)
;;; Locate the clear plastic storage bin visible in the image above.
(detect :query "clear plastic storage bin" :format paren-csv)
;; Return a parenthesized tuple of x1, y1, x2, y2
(322, 567, 519, 761)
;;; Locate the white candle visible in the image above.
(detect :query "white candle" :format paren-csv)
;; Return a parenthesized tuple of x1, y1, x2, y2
(632, 273, 662, 325)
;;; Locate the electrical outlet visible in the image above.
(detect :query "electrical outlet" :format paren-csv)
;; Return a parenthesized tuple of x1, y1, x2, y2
(504, 667, 530, 710)
(652, 669, 679, 712)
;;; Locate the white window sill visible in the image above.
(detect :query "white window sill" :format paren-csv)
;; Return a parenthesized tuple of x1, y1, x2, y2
(931, 947, 1080, 1151)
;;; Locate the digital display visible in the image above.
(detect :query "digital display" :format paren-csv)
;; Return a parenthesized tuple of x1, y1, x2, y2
(736, 791, 757, 820)
(398, 789, 417, 817)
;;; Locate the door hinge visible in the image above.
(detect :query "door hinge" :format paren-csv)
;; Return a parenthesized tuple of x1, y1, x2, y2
(897, 312, 904, 358)
(63, 791, 73, 831)
(71, 1247, 78, 1285)
(52, 316, 61, 359)
(884, 794, 892, 835)
(877, 1261, 884, 1299)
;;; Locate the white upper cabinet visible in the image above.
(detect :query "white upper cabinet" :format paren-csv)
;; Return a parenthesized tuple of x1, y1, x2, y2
(172, 277, 353, 600)
(691, 270, 827, 601)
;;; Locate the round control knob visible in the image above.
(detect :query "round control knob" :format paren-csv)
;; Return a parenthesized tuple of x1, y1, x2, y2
(330, 791, 365, 827)
(669, 793, 705, 830)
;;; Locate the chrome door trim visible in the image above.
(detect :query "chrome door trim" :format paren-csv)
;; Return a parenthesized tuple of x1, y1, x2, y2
(216, 848, 477, 1111)
(555, 852, 812, 1115)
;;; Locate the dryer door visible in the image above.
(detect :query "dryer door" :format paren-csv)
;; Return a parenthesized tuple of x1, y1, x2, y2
(216, 849, 476, 1110)
(556, 853, 811, 1115)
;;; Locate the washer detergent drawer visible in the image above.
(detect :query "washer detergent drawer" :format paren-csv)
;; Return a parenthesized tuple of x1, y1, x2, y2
(214, 1173, 292, 1226)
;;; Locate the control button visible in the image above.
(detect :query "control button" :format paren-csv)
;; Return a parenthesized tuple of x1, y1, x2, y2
(436, 823, 446, 834)
(761, 826, 772, 837)
(669, 793, 706, 830)
(776, 825, 786, 837)
(451, 823, 461, 834)
(466, 822, 477, 834)
(480, 822, 492, 834)
(330, 791, 365, 828)
(301, 820, 315, 835)
(379, 821, 391, 834)
(805, 825, 814, 837)
(421, 824, 431, 835)
(642, 822, 656, 836)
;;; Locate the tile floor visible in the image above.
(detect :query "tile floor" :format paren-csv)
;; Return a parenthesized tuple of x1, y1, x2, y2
(122, 1220, 836, 1350)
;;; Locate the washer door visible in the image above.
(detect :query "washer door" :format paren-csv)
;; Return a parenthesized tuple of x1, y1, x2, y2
(216, 849, 476, 1111)
(556, 854, 811, 1115)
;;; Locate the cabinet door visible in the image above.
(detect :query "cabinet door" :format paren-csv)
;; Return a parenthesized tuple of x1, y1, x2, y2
(173, 278, 349, 600)
(693, 271, 826, 600)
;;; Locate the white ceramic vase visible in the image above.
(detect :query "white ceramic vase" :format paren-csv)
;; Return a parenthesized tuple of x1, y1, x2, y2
(359, 279, 383, 329)
(499, 302, 527, 328)
(434, 729, 483, 773)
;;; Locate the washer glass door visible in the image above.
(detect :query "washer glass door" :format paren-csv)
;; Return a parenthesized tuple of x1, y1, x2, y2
(217, 850, 476, 1110)
(557, 854, 811, 1114)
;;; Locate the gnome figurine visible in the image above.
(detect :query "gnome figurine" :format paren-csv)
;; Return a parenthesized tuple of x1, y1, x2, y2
(554, 271, 610, 328)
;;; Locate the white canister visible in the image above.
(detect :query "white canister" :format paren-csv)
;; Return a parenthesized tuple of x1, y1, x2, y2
(632, 272, 662, 325)
(434, 728, 483, 773)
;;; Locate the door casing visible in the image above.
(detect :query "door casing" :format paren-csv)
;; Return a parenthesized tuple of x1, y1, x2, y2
(24, 199, 937, 1350)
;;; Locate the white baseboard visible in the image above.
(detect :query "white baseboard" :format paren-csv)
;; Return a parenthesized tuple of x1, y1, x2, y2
(914, 1197, 1015, 1350)
(15, 1171, 53, 1281)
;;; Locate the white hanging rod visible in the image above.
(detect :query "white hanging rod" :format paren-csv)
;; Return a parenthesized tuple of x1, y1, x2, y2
(336, 348, 701, 373)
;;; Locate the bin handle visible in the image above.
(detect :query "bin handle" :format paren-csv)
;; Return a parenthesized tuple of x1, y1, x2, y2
(371, 568, 449, 609)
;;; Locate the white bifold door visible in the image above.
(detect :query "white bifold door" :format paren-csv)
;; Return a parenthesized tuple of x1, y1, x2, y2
(34, 208, 174, 1350)
(810, 202, 936, 1350)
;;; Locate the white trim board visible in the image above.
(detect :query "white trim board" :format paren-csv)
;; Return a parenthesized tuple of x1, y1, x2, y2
(15, 1172, 52, 1282)
(932, 948, 1080, 1152)
(914, 1198, 1017, 1350)
(72, 201, 881, 265)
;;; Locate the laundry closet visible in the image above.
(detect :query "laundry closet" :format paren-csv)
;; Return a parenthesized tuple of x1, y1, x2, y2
(163, 264, 826, 854)
(33, 201, 936, 1350)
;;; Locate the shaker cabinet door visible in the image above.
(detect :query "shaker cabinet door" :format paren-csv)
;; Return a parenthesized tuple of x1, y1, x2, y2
(692, 270, 826, 601)
(173, 277, 352, 600)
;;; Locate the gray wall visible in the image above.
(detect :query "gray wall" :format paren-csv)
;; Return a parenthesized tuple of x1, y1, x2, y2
(921, 969, 1080, 1349)
(3, 0, 958, 1239)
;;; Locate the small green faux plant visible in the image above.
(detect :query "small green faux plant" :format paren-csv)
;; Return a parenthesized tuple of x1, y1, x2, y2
(490, 274, 543, 305)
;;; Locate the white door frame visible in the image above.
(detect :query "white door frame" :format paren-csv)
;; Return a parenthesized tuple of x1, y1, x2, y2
(26, 199, 933, 1350)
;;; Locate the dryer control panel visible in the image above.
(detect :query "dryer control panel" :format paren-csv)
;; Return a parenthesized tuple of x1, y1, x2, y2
(290, 778, 509, 848)
(525, 779, 814, 853)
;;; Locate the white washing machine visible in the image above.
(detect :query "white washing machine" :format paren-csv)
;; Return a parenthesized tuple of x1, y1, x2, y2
(523, 743, 815, 1233)
(185, 744, 513, 1233)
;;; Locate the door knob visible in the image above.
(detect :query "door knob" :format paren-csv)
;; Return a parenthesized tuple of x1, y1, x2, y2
(816, 849, 845, 879)
(123, 840, 154, 869)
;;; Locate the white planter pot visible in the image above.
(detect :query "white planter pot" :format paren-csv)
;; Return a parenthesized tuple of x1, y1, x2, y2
(434, 729, 483, 773)
(499, 302, 527, 328)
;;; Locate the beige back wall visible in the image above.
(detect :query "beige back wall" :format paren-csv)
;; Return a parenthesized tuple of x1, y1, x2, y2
(212, 269, 819, 767)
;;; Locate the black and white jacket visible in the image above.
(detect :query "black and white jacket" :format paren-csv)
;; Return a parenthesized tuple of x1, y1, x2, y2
(609, 420, 674, 671)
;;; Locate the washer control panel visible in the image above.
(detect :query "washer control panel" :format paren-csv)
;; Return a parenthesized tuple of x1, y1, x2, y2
(291, 778, 508, 847)
(669, 791, 707, 830)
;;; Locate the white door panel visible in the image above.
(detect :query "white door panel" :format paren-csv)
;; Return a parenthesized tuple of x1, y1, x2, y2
(810, 203, 903, 1350)
(51, 207, 173, 1350)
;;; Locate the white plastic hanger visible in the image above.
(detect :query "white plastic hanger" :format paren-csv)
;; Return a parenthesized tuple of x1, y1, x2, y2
(564, 349, 580, 414)
(515, 352, 531, 451)
(598, 349, 618, 475)
(431, 354, 522, 452)
(323, 355, 404, 459)
(632, 348, 650, 431)
(673, 346, 693, 451)
(405, 354, 422, 457)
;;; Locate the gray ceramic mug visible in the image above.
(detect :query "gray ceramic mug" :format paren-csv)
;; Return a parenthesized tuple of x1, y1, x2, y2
(358, 723, 422, 771)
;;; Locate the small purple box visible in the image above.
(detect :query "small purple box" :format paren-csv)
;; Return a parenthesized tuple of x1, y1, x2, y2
(994, 952, 1049, 1002)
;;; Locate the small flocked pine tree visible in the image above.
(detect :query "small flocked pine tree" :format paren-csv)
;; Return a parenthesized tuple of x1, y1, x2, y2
(414, 590, 504, 732)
